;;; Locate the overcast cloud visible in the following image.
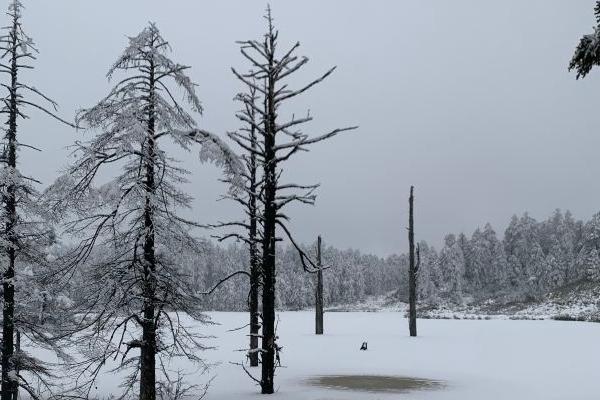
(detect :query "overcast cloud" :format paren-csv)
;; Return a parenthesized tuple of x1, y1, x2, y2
(11, 0, 600, 255)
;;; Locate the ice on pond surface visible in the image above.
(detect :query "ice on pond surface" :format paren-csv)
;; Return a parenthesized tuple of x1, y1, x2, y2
(307, 375, 445, 393)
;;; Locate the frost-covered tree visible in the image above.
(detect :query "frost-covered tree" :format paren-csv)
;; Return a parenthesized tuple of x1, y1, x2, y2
(537, 210, 578, 289)
(504, 214, 546, 297)
(570, 1, 600, 79)
(0, 1, 73, 399)
(469, 224, 507, 298)
(576, 246, 600, 281)
(416, 243, 440, 303)
(46, 24, 241, 400)
(439, 234, 465, 303)
(230, 7, 356, 393)
(168, 207, 600, 312)
(575, 212, 600, 281)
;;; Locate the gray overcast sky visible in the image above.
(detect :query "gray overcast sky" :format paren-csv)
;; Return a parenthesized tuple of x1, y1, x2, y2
(10, 0, 600, 256)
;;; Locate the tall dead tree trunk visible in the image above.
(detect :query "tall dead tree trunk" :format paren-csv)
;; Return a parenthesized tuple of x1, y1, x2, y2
(140, 50, 157, 400)
(231, 6, 356, 393)
(215, 81, 262, 367)
(260, 35, 278, 391)
(315, 235, 324, 335)
(408, 186, 420, 337)
(248, 90, 260, 367)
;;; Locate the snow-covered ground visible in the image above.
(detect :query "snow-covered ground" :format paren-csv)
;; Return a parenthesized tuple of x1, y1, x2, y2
(83, 311, 600, 399)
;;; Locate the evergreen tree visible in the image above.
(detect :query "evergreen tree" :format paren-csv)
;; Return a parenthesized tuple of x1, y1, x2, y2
(439, 234, 465, 303)
(416, 243, 440, 303)
(46, 24, 241, 400)
(0, 1, 73, 398)
(569, 1, 600, 79)
(469, 224, 507, 298)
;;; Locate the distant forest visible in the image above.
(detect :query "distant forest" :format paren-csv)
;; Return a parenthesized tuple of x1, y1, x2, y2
(164, 209, 600, 311)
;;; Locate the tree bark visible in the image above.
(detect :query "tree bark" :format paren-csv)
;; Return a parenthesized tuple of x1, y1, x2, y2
(260, 33, 277, 392)
(140, 54, 157, 400)
(248, 91, 260, 368)
(315, 236, 324, 335)
(11, 331, 19, 400)
(249, 236, 260, 366)
(408, 186, 418, 337)
(249, 255, 260, 367)
(260, 166, 276, 394)
(2, 16, 19, 400)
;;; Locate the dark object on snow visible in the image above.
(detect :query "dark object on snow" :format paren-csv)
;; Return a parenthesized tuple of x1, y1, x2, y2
(275, 340, 283, 366)
(360, 342, 368, 350)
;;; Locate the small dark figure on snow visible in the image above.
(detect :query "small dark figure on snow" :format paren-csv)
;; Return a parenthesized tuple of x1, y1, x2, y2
(275, 345, 283, 366)
(360, 341, 368, 351)
(275, 336, 283, 366)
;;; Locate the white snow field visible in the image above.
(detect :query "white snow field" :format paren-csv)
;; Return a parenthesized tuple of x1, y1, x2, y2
(91, 312, 600, 400)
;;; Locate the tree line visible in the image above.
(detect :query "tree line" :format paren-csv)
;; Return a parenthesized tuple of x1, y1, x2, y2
(176, 209, 600, 311)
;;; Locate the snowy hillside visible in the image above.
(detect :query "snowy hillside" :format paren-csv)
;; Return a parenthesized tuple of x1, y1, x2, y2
(325, 281, 600, 322)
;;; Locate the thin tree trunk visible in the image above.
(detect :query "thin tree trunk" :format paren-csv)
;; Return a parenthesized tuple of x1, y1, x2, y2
(2, 18, 19, 400)
(248, 230, 259, 367)
(260, 156, 276, 392)
(260, 186, 276, 394)
(11, 331, 19, 400)
(248, 91, 260, 368)
(408, 186, 418, 337)
(260, 240, 275, 394)
(315, 236, 324, 335)
(249, 255, 260, 367)
(260, 42, 277, 393)
(140, 54, 157, 400)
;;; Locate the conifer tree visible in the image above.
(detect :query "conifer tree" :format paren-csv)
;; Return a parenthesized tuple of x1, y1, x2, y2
(570, 1, 600, 79)
(0, 1, 73, 398)
(46, 23, 241, 400)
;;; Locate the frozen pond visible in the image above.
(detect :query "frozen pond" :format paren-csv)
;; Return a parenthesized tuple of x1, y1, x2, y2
(307, 374, 445, 393)
(75, 311, 600, 399)
(200, 312, 600, 400)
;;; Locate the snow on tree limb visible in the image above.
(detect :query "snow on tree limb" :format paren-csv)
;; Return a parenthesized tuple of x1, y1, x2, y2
(176, 128, 245, 194)
(570, 2, 600, 79)
(41, 22, 220, 399)
(0, 1, 75, 399)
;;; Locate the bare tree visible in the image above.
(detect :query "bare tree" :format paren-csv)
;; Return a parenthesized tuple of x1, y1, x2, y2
(241, 85, 262, 368)
(231, 7, 357, 393)
(214, 81, 263, 367)
(0, 1, 74, 399)
(408, 186, 420, 337)
(45, 23, 241, 400)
